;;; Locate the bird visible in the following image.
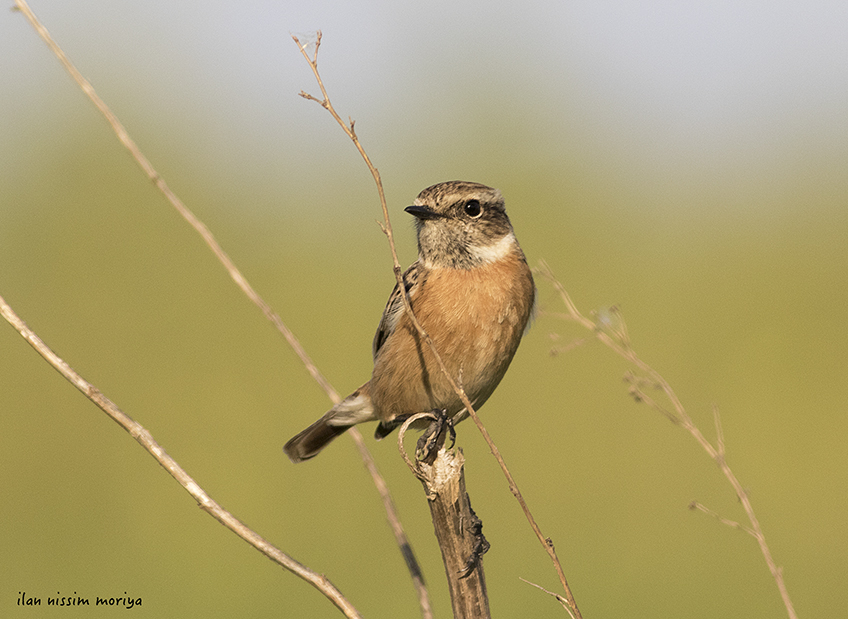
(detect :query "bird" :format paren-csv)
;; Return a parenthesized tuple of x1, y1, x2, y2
(284, 180, 535, 462)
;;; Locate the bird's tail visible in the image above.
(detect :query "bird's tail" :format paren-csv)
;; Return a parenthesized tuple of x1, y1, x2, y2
(283, 412, 353, 463)
(283, 384, 375, 463)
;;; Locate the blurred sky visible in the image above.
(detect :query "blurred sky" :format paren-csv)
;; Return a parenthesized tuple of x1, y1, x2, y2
(2, 2, 847, 619)
(4, 0, 848, 210)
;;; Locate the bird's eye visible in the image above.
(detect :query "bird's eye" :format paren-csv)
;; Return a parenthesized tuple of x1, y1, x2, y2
(464, 200, 482, 218)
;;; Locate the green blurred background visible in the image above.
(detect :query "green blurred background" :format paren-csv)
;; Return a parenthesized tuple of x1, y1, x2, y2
(2, 1, 846, 617)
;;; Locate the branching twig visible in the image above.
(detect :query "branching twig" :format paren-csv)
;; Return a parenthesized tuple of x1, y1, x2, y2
(537, 259, 798, 619)
(293, 32, 583, 619)
(13, 2, 423, 615)
(0, 294, 361, 619)
(286, 35, 431, 619)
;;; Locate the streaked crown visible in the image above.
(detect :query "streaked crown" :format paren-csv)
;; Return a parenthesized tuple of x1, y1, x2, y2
(405, 181, 520, 269)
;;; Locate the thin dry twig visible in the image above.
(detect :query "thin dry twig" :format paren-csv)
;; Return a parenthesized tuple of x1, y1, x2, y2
(293, 32, 583, 619)
(397, 412, 441, 481)
(713, 403, 726, 458)
(13, 2, 423, 615)
(13, 0, 335, 401)
(537, 259, 798, 619)
(519, 578, 576, 619)
(688, 501, 757, 538)
(291, 36, 432, 617)
(0, 294, 361, 619)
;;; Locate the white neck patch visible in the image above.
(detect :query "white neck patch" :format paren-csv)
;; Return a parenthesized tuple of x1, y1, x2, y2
(468, 232, 517, 265)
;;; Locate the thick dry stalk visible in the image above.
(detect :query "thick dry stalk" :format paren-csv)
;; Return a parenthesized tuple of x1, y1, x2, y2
(399, 415, 490, 619)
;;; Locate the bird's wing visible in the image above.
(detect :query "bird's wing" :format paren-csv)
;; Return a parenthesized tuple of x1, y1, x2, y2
(372, 261, 423, 359)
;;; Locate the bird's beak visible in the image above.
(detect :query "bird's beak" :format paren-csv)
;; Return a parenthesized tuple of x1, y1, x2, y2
(404, 204, 442, 220)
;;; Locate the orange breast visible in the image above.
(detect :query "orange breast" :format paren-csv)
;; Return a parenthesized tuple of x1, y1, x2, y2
(370, 249, 534, 422)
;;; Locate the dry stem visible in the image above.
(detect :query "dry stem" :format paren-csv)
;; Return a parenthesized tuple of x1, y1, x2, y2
(537, 259, 797, 619)
(0, 295, 361, 619)
(293, 32, 582, 619)
(398, 415, 491, 619)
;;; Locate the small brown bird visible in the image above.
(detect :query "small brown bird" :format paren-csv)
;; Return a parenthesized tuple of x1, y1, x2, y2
(284, 181, 535, 462)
